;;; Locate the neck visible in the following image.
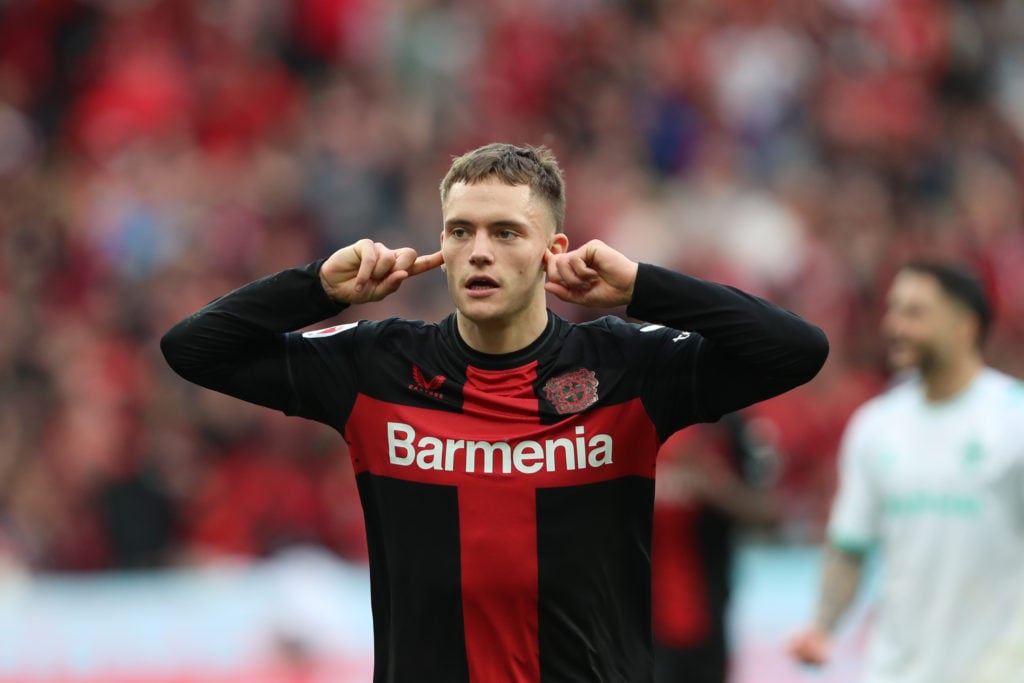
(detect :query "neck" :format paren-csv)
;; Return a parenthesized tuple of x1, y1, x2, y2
(921, 351, 983, 402)
(456, 306, 550, 355)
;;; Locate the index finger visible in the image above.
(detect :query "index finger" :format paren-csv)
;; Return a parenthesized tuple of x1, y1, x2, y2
(408, 250, 444, 276)
(544, 248, 563, 279)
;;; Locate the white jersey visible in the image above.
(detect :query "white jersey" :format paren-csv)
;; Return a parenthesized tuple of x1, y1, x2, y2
(828, 368, 1024, 683)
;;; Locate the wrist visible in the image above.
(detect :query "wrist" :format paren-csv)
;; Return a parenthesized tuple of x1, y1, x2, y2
(319, 267, 350, 306)
(311, 260, 351, 312)
(622, 262, 638, 305)
(319, 271, 340, 303)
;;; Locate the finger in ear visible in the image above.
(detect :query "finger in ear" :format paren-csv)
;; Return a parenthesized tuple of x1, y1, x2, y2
(548, 233, 569, 255)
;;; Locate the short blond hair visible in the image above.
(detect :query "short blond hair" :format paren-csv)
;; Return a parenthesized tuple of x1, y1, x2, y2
(440, 143, 566, 233)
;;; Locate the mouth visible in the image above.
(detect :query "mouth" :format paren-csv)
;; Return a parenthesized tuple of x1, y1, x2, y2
(464, 275, 500, 296)
(885, 338, 921, 364)
(886, 337, 913, 352)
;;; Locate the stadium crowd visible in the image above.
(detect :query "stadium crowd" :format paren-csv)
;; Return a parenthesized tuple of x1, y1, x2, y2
(0, 0, 1022, 572)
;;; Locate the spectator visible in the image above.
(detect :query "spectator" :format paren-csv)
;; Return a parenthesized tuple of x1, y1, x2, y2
(0, 0, 1020, 578)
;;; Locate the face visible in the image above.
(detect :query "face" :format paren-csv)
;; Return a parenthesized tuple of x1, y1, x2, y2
(441, 178, 567, 327)
(881, 270, 972, 372)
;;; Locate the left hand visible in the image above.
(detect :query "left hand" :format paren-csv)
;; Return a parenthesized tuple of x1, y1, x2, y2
(544, 239, 638, 308)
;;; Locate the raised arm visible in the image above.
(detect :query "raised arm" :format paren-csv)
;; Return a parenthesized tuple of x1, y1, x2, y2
(545, 240, 829, 420)
(626, 262, 828, 417)
(160, 240, 442, 411)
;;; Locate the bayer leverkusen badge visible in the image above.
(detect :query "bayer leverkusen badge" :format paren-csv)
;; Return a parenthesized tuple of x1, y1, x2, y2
(544, 368, 599, 415)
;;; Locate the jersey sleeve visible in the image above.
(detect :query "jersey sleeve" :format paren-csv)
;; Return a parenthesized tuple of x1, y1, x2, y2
(625, 323, 706, 441)
(827, 406, 880, 553)
(282, 320, 385, 428)
(625, 263, 829, 433)
(161, 259, 363, 425)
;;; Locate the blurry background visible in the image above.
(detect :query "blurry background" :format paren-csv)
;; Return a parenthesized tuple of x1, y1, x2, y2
(0, 0, 1021, 681)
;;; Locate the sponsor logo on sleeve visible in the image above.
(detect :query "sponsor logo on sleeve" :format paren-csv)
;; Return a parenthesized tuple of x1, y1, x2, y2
(639, 323, 690, 342)
(302, 322, 359, 338)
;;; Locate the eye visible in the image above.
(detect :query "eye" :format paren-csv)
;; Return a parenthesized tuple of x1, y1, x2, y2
(497, 229, 517, 240)
(449, 226, 469, 239)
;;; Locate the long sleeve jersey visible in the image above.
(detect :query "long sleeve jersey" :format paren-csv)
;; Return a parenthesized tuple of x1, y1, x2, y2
(161, 261, 828, 683)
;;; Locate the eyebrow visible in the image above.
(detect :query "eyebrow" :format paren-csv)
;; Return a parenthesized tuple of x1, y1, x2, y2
(444, 218, 530, 230)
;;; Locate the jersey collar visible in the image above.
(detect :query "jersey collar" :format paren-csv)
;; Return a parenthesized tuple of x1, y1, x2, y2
(442, 309, 566, 370)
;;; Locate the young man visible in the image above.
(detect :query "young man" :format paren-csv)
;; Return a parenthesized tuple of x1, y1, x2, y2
(788, 262, 1024, 683)
(163, 143, 828, 682)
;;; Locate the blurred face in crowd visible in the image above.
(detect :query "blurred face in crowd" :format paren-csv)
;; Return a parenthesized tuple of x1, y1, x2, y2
(441, 177, 568, 331)
(881, 270, 977, 373)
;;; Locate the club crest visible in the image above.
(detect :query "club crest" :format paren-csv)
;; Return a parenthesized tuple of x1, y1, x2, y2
(544, 368, 599, 415)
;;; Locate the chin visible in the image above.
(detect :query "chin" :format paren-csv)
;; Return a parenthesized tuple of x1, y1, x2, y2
(456, 299, 506, 324)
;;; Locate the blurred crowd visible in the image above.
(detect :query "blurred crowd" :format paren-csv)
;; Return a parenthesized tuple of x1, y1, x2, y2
(0, 0, 1022, 572)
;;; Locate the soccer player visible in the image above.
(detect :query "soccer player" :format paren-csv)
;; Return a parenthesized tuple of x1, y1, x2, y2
(652, 412, 782, 683)
(162, 143, 828, 682)
(788, 262, 1024, 683)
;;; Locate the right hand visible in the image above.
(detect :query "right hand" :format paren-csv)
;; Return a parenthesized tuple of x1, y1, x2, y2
(320, 239, 443, 304)
(787, 626, 832, 667)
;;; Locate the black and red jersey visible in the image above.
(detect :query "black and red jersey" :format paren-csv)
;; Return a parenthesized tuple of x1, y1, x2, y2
(162, 261, 827, 682)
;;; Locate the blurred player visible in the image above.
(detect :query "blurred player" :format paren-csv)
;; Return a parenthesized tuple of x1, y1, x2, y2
(788, 261, 1024, 683)
(163, 143, 828, 682)
(652, 412, 781, 683)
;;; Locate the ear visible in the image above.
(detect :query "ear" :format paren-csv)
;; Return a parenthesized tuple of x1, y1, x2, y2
(439, 230, 447, 272)
(548, 233, 569, 255)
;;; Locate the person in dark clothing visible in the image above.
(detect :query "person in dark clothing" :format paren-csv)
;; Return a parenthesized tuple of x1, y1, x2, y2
(162, 142, 828, 683)
(652, 411, 782, 683)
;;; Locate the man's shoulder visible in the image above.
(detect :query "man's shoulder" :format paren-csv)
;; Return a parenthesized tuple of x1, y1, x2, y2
(978, 367, 1024, 401)
(570, 315, 697, 344)
(298, 316, 442, 343)
(972, 369, 1024, 426)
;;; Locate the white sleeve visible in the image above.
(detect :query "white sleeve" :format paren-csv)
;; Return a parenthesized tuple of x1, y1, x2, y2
(827, 406, 880, 553)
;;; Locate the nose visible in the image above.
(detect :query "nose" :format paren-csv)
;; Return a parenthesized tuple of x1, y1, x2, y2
(881, 307, 904, 338)
(469, 231, 494, 266)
